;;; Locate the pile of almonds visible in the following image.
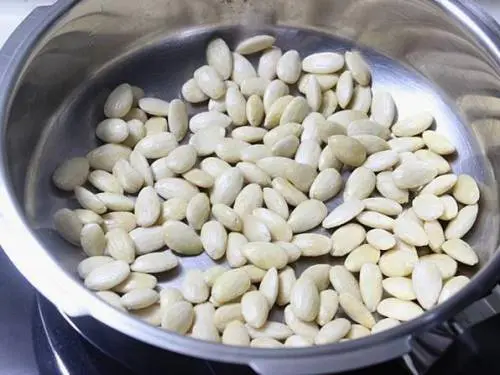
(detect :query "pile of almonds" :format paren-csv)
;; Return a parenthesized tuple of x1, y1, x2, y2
(52, 34, 480, 348)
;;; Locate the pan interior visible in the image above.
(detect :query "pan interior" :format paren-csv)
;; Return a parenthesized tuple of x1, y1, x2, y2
(20, 24, 497, 292)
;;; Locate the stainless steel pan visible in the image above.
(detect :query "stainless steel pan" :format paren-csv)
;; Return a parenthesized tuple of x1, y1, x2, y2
(1, 0, 500, 373)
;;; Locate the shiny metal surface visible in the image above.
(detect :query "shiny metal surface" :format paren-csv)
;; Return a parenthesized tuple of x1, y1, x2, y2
(1, 0, 500, 374)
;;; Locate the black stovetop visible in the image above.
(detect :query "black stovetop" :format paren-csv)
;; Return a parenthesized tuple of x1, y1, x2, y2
(0, 248, 499, 375)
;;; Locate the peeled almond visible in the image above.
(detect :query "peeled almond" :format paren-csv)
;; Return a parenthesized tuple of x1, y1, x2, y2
(412, 261, 442, 310)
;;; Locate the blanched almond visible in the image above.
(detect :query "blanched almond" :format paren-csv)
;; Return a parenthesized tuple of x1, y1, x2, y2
(344, 244, 380, 272)
(420, 174, 458, 196)
(200, 157, 231, 179)
(215, 138, 249, 164)
(290, 276, 320, 322)
(303, 52, 344, 74)
(214, 303, 244, 332)
(359, 264, 383, 312)
(206, 38, 232, 80)
(277, 267, 296, 306)
(232, 53, 257, 85)
(441, 238, 479, 265)
(78, 256, 114, 279)
(309, 168, 342, 202)
(300, 264, 331, 291)
(84, 260, 130, 291)
(222, 321, 250, 346)
(444, 204, 478, 239)
(247, 95, 265, 127)
(284, 335, 314, 347)
(183, 169, 214, 189)
(104, 83, 133, 118)
(284, 305, 319, 339)
(259, 268, 279, 307)
(422, 130, 456, 155)
(234, 184, 263, 217)
(376, 171, 409, 204)
(379, 245, 418, 277)
(392, 112, 434, 137)
(87, 144, 132, 172)
(393, 216, 428, 247)
(331, 223, 366, 256)
(102, 211, 136, 232)
(323, 199, 365, 228)
(424, 220, 445, 253)
(210, 168, 244, 206)
(113, 272, 157, 294)
(371, 318, 400, 334)
(121, 288, 158, 311)
(328, 135, 366, 167)
(336, 71, 354, 108)
(275, 241, 301, 264)
(370, 91, 396, 127)
(75, 209, 104, 225)
(366, 229, 396, 251)
(452, 174, 480, 205)
(134, 186, 161, 227)
(288, 200, 327, 233)
(277, 50, 301, 84)
(242, 214, 271, 242)
(420, 253, 457, 279)
(345, 51, 371, 85)
(321, 90, 338, 117)
(294, 141, 321, 169)
(339, 293, 375, 329)
(237, 162, 271, 187)
(382, 277, 416, 301)
(189, 126, 225, 156)
(357, 211, 395, 231)
(182, 79, 209, 103)
(226, 87, 247, 126)
(74, 186, 106, 214)
(189, 111, 232, 133)
(263, 122, 302, 147)
(161, 301, 194, 334)
(105, 228, 135, 263)
(377, 298, 423, 321)
(272, 177, 308, 207)
(280, 96, 310, 126)
(201, 220, 228, 260)
(316, 289, 339, 326)
(163, 220, 203, 255)
(212, 269, 251, 304)
(258, 47, 282, 80)
(155, 177, 199, 201)
(388, 137, 425, 152)
(363, 150, 399, 172)
(241, 242, 288, 269)
(242, 291, 270, 328)
(315, 318, 351, 345)
(292, 234, 331, 257)
(263, 79, 290, 112)
(438, 276, 470, 303)
(81, 223, 106, 257)
(250, 338, 283, 348)
(350, 86, 372, 114)
(344, 167, 376, 200)
(126, 226, 160, 257)
(329, 265, 362, 301)
(412, 261, 442, 310)
(392, 159, 438, 189)
(186, 193, 210, 230)
(135, 132, 177, 159)
(414, 149, 451, 175)
(247, 321, 293, 340)
(253, 208, 293, 241)
(226, 232, 248, 268)
(53, 157, 90, 191)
